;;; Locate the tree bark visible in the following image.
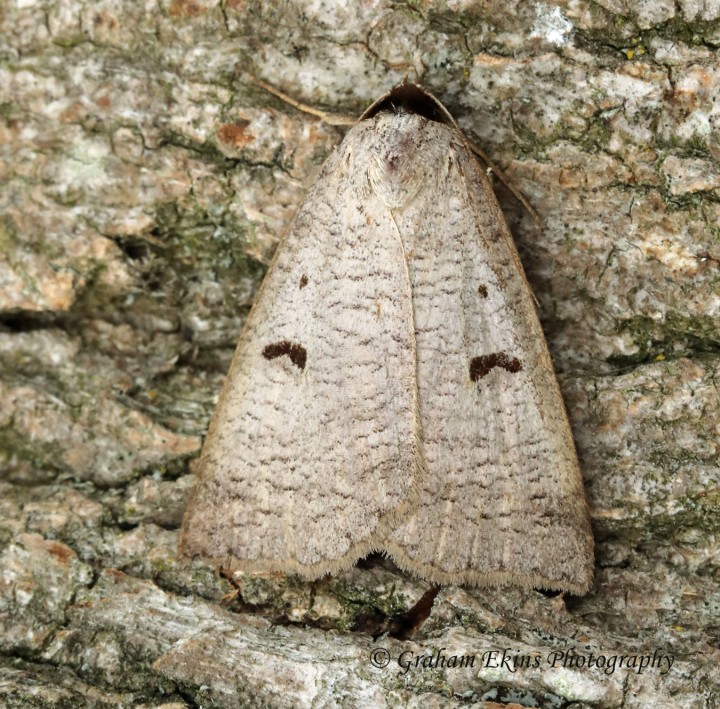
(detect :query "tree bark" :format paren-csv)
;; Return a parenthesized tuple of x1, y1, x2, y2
(1, 1, 718, 707)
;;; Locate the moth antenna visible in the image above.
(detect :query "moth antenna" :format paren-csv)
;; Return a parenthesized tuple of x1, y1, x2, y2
(247, 74, 355, 126)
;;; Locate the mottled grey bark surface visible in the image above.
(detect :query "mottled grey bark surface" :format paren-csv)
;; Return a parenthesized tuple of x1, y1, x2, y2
(1, 1, 718, 707)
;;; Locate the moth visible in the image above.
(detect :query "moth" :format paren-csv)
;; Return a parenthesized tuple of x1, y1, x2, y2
(180, 83, 594, 594)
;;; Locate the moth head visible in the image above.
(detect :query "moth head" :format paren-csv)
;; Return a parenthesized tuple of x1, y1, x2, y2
(359, 84, 458, 128)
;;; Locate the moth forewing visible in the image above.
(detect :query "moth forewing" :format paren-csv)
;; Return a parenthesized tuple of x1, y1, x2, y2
(179, 101, 426, 579)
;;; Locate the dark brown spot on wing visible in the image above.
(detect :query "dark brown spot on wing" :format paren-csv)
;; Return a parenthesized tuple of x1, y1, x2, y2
(263, 340, 307, 370)
(477, 284, 488, 298)
(469, 352, 522, 382)
(299, 274, 308, 289)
